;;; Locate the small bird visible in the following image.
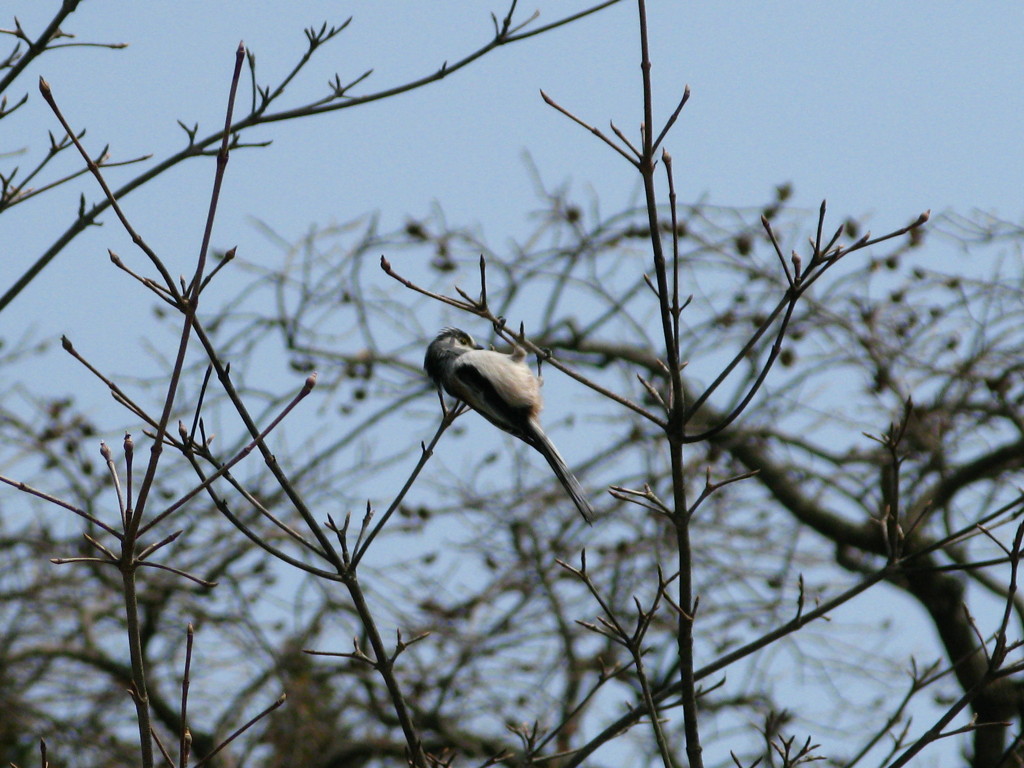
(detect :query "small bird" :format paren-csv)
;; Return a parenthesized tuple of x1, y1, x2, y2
(424, 327, 595, 523)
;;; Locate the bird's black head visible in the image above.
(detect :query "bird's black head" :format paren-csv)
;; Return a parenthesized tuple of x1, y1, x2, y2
(423, 327, 481, 386)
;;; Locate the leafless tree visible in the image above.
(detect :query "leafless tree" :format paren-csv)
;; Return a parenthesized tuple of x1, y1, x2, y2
(2, 2, 1022, 768)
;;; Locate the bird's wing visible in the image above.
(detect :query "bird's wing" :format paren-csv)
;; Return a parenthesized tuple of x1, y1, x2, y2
(456, 350, 540, 407)
(450, 351, 537, 436)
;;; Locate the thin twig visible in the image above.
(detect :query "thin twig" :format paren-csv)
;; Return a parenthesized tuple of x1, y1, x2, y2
(193, 694, 287, 768)
(350, 413, 456, 570)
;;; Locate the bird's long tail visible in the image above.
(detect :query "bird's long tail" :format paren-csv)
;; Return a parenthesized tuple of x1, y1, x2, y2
(527, 420, 595, 524)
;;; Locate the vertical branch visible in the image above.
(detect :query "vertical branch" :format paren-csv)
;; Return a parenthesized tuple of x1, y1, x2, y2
(663, 150, 681, 366)
(120, 561, 154, 768)
(342, 572, 428, 768)
(129, 43, 246, 534)
(187, 41, 244, 302)
(41, 46, 249, 768)
(179, 623, 194, 768)
(635, 1, 702, 766)
(635, 0, 677, 380)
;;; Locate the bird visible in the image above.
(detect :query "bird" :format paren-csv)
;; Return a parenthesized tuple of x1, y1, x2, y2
(424, 327, 595, 523)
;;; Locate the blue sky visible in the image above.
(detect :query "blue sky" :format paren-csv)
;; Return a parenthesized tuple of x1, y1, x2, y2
(6, 2, 1021, 298)
(5, 1, 1021, 411)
